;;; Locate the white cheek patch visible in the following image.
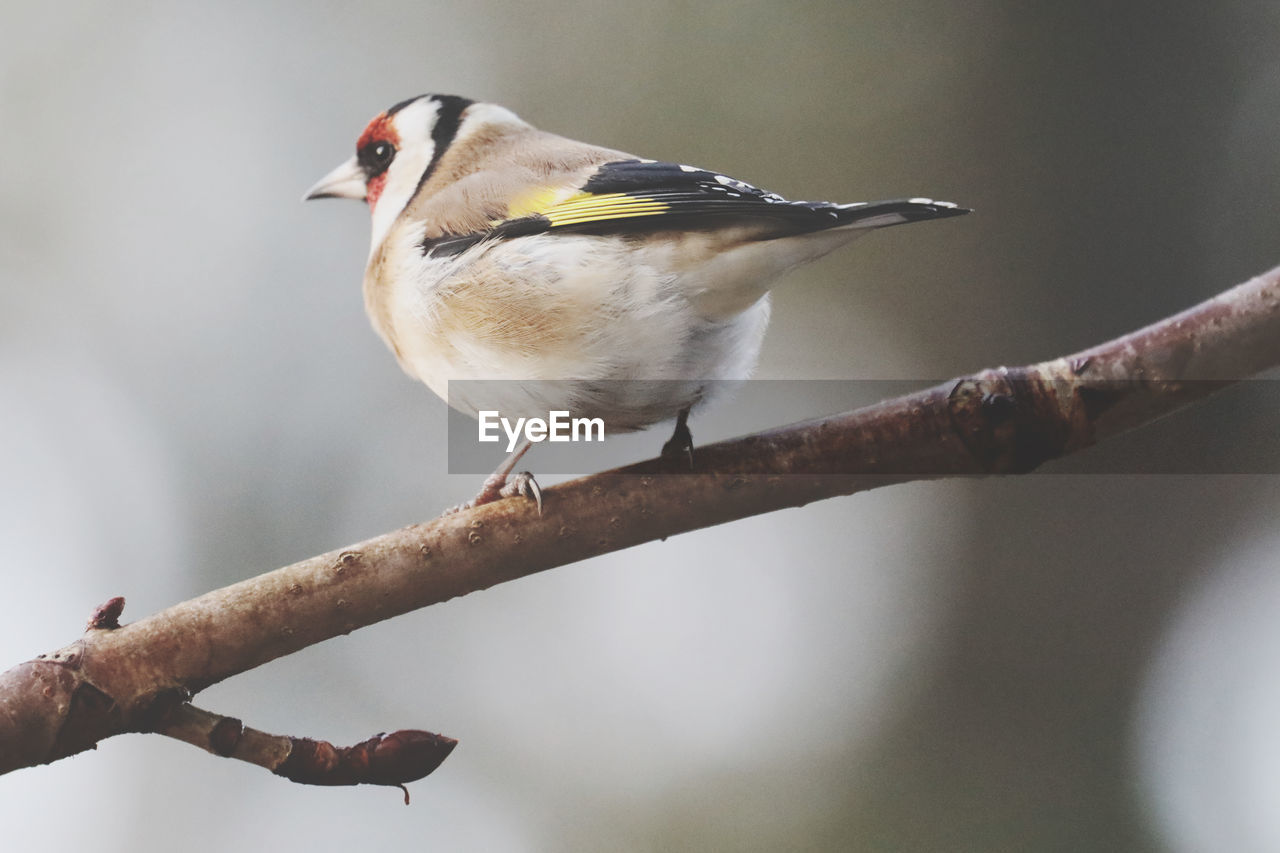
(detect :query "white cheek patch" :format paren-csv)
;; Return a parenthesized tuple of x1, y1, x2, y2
(368, 99, 441, 256)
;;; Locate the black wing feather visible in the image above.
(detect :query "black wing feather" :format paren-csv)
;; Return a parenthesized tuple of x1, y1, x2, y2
(423, 160, 966, 258)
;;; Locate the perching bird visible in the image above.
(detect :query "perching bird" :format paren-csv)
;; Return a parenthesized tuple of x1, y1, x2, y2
(306, 94, 967, 511)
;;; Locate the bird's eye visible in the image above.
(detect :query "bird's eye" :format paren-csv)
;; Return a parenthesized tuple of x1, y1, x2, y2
(359, 141, 397, 175)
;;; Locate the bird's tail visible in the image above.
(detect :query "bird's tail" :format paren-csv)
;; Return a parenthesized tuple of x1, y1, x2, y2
(819, 198, 970, 230)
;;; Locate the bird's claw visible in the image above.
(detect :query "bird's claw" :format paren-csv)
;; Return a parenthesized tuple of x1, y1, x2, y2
(443, 471, 543, 516)
(499, 471, 543, 515)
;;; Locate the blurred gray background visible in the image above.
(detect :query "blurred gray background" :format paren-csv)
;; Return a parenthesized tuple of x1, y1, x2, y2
(3, 2, 1279, 850)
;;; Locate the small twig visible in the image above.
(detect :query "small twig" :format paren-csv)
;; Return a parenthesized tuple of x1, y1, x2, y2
(0, 263, 1276, 786)
(157, 702, 456, 803)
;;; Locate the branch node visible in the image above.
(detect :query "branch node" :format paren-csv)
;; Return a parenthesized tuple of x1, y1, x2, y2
(209, 716, 245, 757)
(87, 597, 125, 631)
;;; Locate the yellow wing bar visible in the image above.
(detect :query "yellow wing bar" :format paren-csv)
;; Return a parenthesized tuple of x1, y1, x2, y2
(505, 189, 670, 228)
(546, 193, 669, 227)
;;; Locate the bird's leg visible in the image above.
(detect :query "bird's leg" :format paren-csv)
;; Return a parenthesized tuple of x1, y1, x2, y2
(447, 438, 542, 514)
(660, 407, 694, 468)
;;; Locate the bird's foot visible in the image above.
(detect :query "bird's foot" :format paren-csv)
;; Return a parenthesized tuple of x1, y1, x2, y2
(661, 413, 695, 470)
(498, 471, 543, 514)
(443, 470, 543, 515)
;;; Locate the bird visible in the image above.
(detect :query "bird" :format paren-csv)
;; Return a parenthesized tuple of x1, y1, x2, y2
(305, 94, 967, 512)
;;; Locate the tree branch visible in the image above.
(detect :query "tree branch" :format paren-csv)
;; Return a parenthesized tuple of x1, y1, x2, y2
(2, 263, 1277, 791)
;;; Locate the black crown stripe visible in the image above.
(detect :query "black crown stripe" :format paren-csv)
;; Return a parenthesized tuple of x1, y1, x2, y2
(386, 94, 428, 116)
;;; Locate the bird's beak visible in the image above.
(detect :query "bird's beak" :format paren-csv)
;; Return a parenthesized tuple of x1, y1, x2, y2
(303, 157, 367, 202)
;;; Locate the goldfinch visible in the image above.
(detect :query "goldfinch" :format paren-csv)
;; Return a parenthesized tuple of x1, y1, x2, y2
(306, 94, 967, 510)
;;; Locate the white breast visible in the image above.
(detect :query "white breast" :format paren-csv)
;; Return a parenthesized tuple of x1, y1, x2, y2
(372, 232, 772, 432)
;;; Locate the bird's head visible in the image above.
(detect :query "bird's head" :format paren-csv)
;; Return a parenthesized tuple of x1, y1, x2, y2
(304, 94, 524, 249)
